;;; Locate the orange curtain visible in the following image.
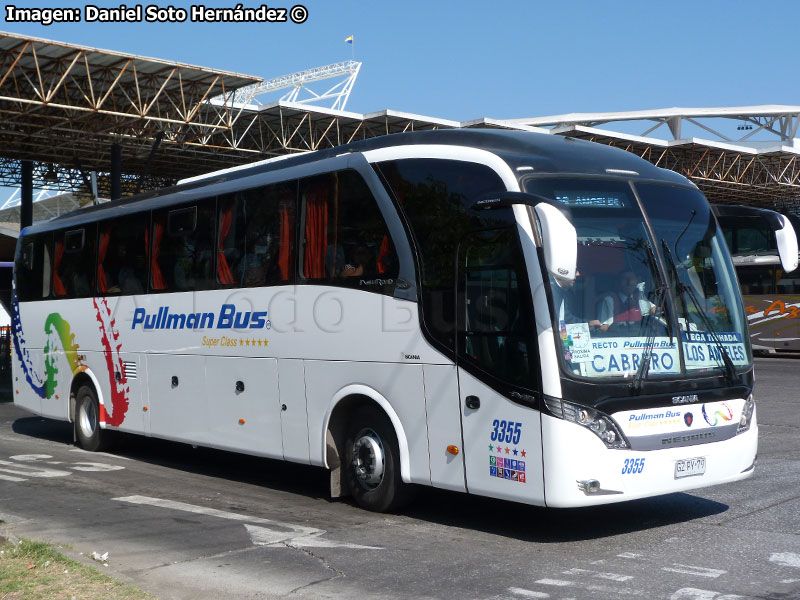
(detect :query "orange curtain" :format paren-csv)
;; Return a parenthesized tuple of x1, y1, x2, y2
(377, 235, 390, 274)
(217, 206, 235, 285)
(303, 182, 328, 279)
(97, 230, 111, 293)
(151, 222, 166, 290)
(278, 196, 293, 281)
(53, 240, 66, 296)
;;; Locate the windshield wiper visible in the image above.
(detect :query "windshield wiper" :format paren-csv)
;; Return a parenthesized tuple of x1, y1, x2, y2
(631, 282, 669, 395)
(631, 239, 673, 394)
(660, 239, 736, 384)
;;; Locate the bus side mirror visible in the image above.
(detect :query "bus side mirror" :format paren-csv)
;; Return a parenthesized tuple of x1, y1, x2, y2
(775, 215, 799, 273)
(534, 203, 577, 283)
(471, 192, 578, 283)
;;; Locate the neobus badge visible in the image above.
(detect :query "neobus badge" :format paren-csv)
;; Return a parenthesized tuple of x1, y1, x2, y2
(131, 304, 270, 330)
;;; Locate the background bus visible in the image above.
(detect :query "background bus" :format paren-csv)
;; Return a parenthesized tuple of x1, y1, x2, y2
(713, 205, 800, 353)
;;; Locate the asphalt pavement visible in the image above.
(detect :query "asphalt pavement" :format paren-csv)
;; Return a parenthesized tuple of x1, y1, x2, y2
(1, 357, 799, 600)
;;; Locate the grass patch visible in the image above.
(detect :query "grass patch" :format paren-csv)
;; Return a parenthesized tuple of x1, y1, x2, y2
(0, 538, 153, 599)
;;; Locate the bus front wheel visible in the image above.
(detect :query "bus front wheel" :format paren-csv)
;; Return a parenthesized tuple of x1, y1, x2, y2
(344, 407, 411, 512)
(75, 385, 108, 452)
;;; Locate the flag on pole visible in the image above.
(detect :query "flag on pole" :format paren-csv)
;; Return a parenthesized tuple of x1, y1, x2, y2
(345, 35, 354, 44)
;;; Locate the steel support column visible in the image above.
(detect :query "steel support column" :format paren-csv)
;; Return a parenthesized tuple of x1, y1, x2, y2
(110, 144, 122, 201)
(20, 160, 32, 229)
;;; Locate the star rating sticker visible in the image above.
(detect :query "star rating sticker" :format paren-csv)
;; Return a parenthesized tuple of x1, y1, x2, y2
(489, 444, 494, 451)
(244, 338, 250, 346)
(504, 447, 510, 454)
(264, 339, 269, 346)
(521, 450, 526, 457)
(496, 446, 503, 453)
(512, 448, 518, 456)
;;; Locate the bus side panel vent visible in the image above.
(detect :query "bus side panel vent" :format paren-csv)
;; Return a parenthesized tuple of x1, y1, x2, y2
(122, 361, 137, 379)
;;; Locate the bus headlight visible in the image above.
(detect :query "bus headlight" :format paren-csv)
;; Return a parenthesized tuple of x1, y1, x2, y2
(544, 396, 629, 449)
(737, 394, 755, 434)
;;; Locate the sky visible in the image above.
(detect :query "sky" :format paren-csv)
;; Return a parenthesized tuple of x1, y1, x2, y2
(3, 0, 799, 125)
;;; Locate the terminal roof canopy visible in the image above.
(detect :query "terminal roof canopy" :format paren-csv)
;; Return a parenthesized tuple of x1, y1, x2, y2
(0, 31, 798, 213)
(0, 30, 261, 190)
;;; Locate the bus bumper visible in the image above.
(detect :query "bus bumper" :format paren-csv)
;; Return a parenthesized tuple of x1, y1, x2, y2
(541, 411, 758, 508)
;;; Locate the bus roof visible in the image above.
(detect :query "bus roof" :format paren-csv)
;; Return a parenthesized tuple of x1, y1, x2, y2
(26, 129, 693, 235)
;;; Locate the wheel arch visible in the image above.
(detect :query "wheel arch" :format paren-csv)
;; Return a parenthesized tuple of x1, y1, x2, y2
(323, 384, 411, 484)
(69, 367, 106, 427)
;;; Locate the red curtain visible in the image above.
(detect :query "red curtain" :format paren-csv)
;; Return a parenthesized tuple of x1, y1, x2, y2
(303, 182, 328, 279)
(97, 230, 111, 293)
(278, 196, 293, 281)
(377, 235, 390, 274)
(217, 206, 235, 285)
(53, 240, 66, 296)
(151, 222, 166, 290)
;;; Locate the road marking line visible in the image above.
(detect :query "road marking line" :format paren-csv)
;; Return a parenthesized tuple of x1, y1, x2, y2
(562, 568, 633, 582)
(0, 473, 26, 482)
(595, 572, 634, 582)
(781, 579, 800, 583)
(662, 564, 726, 578)
(70, 448, 131, 460)
(113, 495, 380, 550)
(507, 587, 549, 598)
(583, 584, 641, 596)
(0, 460, 71, 478)
(618, 552, 645, 559)
(770, 552, 800, 568)
(670, 588, 745, 600)
(534, 579, 572, 587)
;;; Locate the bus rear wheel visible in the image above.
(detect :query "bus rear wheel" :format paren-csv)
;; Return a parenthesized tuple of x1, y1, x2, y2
(344, 407, 412, 513)
(75, 384, 108, 452)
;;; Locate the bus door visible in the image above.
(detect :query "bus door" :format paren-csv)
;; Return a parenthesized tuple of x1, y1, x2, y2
(456, 229, 545, 504)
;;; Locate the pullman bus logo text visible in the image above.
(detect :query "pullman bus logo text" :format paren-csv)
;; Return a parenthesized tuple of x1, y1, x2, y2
(132, 304, 270, 331)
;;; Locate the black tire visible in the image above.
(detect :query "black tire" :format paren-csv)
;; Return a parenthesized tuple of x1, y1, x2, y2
(75, 384, 108, 452)
(343, 406, 413, 513)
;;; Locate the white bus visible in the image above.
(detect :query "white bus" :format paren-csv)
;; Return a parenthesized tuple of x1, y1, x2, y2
(12, 130, 773, 511)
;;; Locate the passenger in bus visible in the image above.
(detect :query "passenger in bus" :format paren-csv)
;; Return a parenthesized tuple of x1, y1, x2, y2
(340, 246, 371, 278)
(595, 269, 656, 331)
(109, 243, 143, 294)
(241, 228, 274, 286)
(552, 271, 603, 327)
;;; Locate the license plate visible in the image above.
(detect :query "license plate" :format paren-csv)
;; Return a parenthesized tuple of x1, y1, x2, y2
(675, 457, 706, 479)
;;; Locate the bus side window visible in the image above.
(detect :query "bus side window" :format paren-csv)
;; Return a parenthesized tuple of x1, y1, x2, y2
(777, 269, 800, 294)
(374, 159, 509, 353)
(217, 181, 296, 288)
(97, 214, 149, 296)
(53, 226, 97, 298)
(457, 229, 536, 389)
(152, 201, 215, 292)
(299, 170, 398, 295)
(15, 234, 52, 301)
(736, 265, 775, 295)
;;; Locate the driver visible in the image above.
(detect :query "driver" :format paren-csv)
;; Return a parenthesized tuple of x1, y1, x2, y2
(596, 269, 657, 331)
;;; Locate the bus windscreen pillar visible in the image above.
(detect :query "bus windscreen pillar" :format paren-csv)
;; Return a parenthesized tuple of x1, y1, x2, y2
(111, 143, 122, 201)
(20, 160, 33, 229)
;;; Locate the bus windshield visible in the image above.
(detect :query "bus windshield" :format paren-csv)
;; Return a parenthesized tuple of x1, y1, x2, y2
(524, 178, 751, 381)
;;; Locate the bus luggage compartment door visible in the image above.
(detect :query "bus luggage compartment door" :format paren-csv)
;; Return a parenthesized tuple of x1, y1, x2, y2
(205, 356, 282, 458)
(147, 354, 208, 445)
